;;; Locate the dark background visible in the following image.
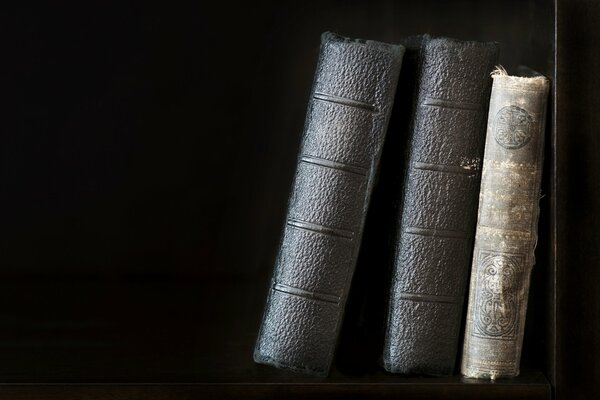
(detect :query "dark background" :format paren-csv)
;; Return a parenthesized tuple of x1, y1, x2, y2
(4, 0, 551, 278)
(1, 1, 598, 399)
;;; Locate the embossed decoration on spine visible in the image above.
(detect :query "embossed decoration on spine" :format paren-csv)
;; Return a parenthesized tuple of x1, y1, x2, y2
(494, 106, 534, 149)
(382, 37, 498, 376)
(461, 68, 550, 380)
(473, 251, 522, 339)
(254, 32, 404, 377)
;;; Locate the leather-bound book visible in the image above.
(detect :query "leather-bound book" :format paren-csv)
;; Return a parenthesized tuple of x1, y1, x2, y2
(461, 67, 550, 380)
(382, 37, 498, 376)
(254, 32, 404, 377)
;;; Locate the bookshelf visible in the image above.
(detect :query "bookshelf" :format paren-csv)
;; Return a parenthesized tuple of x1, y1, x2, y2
(3, 0, 598, 398)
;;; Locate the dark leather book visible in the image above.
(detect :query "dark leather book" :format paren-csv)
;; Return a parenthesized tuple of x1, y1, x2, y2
(254, 32, 404, 377)
(461, 67, 550, 379)
(382, 37, 498, 376)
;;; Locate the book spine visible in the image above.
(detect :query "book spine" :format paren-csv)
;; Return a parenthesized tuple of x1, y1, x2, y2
(382, 38, 498, 376)
(254, 32, 404, 376)
(461, 70, 550, 379)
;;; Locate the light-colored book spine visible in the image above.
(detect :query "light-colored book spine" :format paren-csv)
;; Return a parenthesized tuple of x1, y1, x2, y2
(461, 67, 550, 379)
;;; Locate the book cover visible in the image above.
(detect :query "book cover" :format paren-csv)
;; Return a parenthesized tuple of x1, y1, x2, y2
(461, 67, 550, 379)
(382, 36, 498, 376)
(254, 32, 404, 376)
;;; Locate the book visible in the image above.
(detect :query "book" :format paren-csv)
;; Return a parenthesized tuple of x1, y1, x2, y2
(254, 32, 404, 376)
(461, 67, 550, 380)
(382, 36, 498, 376)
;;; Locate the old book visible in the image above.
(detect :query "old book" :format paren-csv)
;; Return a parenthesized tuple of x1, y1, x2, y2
(382, 37, 498, 376)
(461, 67, 550, 380)
(254, 32, 404, 376)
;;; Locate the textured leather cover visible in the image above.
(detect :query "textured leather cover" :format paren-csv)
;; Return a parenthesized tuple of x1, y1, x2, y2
(382, 37, 498, 376)
(254, 32, 404, 376)
(461, 68, 550, 379)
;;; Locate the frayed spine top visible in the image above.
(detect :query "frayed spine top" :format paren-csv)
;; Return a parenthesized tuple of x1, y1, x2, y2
(491, 65, 549, 90)
(491, 65, 508, 77)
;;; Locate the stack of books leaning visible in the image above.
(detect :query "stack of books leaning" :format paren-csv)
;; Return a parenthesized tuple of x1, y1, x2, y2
(253, 32, 550, 380)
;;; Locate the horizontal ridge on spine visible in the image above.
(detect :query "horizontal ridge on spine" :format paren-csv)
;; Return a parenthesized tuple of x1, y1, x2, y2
(413, 161, 478, 176)
(397, 292, 464, 304)
(273, 283, 341, 305)
(421, 97, 482, 111)
(287, 218, 355, 240)
(301, 155, 368, 176)
(404, 226, 468, 239)
(313, 92, 377, 112)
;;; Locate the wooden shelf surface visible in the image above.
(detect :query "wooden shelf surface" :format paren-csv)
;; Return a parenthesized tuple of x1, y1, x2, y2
(0, 278, 550, 399)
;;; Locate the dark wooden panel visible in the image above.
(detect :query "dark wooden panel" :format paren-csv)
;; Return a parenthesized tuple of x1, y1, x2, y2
(556, 0, 600, 399)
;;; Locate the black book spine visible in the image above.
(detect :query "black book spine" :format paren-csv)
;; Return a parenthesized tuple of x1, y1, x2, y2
(254, 32, 404, 376)
(382, 37, 498, 376)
